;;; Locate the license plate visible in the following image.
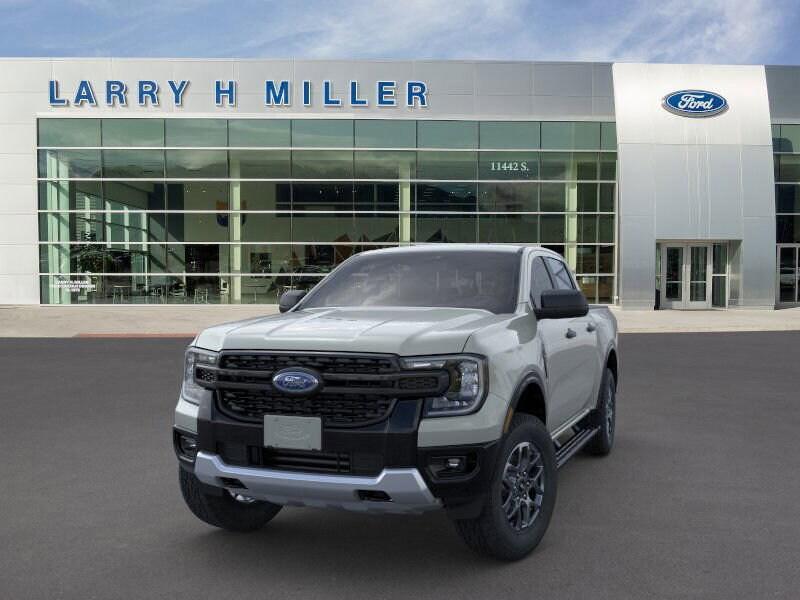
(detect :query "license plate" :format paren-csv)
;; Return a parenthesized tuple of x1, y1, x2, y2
(263, 415, 322, 451)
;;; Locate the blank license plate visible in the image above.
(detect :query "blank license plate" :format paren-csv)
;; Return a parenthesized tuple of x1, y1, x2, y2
(263, 415, 322, 451)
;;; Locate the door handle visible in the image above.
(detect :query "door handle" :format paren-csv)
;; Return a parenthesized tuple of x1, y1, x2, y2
(565, 328, 577, 339)
(586, 322, 597, 332)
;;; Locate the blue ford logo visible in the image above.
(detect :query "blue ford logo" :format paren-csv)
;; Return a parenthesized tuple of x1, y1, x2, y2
(662, 90, 727, 117)
(272, 369, 320, 395)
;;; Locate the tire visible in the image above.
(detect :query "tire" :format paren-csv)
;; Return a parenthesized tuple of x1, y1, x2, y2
(454, 414, 557, 561)
(179, 468, 282, 532)
(585, 367, 616, 456)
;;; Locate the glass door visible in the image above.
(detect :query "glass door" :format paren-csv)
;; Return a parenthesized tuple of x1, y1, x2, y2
(661, 246, 684, 309)
(659, 243, 713, 309)
(686, 246, 710, 309)
(777, 246, 799, 305)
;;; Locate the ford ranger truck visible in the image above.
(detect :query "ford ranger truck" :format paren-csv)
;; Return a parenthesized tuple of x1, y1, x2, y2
(173, 245, 618, 561)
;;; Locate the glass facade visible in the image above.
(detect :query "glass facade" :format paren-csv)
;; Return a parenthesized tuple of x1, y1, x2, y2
(773, 124, 800, 304)
(37, 118, 617, 304)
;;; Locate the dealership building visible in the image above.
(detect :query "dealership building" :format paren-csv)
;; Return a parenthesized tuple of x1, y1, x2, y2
(0, 58, 799, 309)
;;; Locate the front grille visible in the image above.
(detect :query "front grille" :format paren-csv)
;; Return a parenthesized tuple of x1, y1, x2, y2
(207, 352, 449, 428)
(219, 389, 396, 427)
(258, 448, 351, 474)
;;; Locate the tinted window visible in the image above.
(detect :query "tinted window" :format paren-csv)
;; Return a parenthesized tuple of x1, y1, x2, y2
(545, 257, 575, 290)
(530, 257, 554, 308)
(301, 250, 520, 314)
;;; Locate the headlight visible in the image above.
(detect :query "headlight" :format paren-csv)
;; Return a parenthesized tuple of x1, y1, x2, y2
(181, 347, 219, 405)
(401, 355, 487, 418)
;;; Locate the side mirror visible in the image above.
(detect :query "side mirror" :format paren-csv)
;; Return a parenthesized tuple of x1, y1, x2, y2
(279, 290, 307, 313)
(534, 289, 589, 320)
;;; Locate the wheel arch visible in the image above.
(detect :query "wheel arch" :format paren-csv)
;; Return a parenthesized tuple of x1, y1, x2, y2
(506, 371, 547, 432)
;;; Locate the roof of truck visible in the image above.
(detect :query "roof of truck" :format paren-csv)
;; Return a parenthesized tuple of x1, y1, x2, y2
(361, 244, 561, 257)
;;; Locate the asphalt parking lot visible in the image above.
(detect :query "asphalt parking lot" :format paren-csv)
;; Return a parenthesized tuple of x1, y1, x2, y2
(1, 332, 799, 600)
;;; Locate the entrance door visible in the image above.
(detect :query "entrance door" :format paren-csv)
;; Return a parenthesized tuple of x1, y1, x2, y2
(777, 246, 799, 305)
(660, 243, 713, 309)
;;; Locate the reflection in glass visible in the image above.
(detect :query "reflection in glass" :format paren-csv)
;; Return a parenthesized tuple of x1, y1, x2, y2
(39, 119, 101, 147)
(165, 150, 228, 178)
(103, 149, 164, 178)
(38, 149, 102, 178)
(355, 120, 416, 148)
(229, 119, 290, 147)
(165, 119, 227, 147)
(103, 119, 164, 147)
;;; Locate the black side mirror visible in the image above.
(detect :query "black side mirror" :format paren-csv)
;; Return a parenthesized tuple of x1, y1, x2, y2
(534, 289, 589, 320)
(279, 290, 307, 313)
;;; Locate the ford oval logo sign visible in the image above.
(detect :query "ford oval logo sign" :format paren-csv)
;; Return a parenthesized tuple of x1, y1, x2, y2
(272, 369, 321, 395)
(662, 90, 728, 117)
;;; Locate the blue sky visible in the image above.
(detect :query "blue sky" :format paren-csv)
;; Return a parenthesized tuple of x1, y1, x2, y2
(1, 0, 798, 64)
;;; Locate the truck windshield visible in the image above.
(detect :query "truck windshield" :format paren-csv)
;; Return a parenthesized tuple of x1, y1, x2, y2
(299, 250, 520, 314)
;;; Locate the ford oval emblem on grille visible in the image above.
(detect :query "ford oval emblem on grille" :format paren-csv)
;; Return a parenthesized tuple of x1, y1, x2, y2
(662, 90, 728, 117)
(272, 368, 321, 395)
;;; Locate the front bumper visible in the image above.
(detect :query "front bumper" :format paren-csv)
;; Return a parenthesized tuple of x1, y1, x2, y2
(194, 451, 440, 514)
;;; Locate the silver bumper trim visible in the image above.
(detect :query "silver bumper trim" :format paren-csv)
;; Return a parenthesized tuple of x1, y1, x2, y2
(194, 451, 441, 514)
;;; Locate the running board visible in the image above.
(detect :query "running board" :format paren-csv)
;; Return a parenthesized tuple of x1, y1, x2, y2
(555, 426, 600, 468)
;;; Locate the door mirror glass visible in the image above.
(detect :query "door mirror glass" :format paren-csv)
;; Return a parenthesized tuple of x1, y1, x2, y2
(279, 290, 307, 313)
(534, 289, 589, 319)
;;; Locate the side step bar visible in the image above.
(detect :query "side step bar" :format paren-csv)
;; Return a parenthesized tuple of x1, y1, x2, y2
(554, 425, 600, 469)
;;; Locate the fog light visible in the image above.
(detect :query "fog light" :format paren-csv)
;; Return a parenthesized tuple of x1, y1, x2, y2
(429, 454, 474, 479)
(178, 434, 198, 460)
(445, 457, 464, 470)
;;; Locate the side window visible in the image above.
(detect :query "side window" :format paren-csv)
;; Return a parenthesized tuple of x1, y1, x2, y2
(530, 257, 555, 308)
(544, 257, 576, 290)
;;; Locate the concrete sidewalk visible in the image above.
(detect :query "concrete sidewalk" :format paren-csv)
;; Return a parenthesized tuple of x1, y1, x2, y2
(2, 304, 800, 337)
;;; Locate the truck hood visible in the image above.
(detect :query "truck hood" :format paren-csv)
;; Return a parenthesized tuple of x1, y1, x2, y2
(194, 307, 509, 356)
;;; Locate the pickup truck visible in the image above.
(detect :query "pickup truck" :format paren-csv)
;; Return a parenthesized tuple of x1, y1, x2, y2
(174, 245, 618, 560)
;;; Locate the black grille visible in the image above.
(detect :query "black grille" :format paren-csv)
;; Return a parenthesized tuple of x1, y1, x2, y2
(207, 352, 448, 428)
(219, 389, 395, 427)
(258, 448, 351, 474)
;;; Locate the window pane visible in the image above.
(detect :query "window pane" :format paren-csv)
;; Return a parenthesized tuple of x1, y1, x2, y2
(597, 276, 613, 303)
(240, 213, 291, 242)
(354, 183, 403, 211)
(599, 245, 614, 273)
(479, 122, 540, 149)
(292, 213, 354, 242)
(541, 122, 600, 150)
(776, 184, 800, 213)
(354, 120, 416, 148)
(39, 119, 100, 147)
(39, 180, 102, 210)
(239, 274, 293, 302)
(479, 214, 538, 243)
(229, 119, 290, 147)
(598, 214, 614, 243)
(545, 257, 575, 289)
(239, 181, 291, 210)
(780, 125, 800, 153)
(354, 213, 400, 243)
(539, 183, 566, 212)
(291, 120, 353, 147)
(478, 152, 539, 179)
(416, 151, 476, 180)
(165, 119, 227, 146)
(777, 215, 800, 243)
(600, 122, 617, 150)
(292, 183, 353, 211)
(540, 153, 569, 180)
(599, 183, 615, 212)
(713, 243, 727, 274)
(102, 119, 164, 146)
(779, 155, 800, 182)
(354, 151, 415, 179)
(479, 182, 538, 212)
(102, 149, 164, 178)
(229, 150, 290, 178)
(38, 149, 102, 178)
(165, 150, 227, 178)
(599, 153, 616, 180)
(104, 182, 166, 211)
(292, 150, 353, 179)
(530, 257, 554, 308)
(576, 153, 599, 180)
(167, 213, 230, 243)
(576, 245, 598, 273)
(415, 183, 476, 211)
(577, 183, 598, 211)
(167, 182, 229, 211)
(417, 121, 478, 149)
(540, 214, 565, 242)
(578, 276, 598, 302)
(413, 214, 477, 242)
(578, 214, 597, 243)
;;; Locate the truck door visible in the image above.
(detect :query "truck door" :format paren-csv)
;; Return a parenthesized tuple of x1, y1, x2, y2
(531, 256, 599, 430)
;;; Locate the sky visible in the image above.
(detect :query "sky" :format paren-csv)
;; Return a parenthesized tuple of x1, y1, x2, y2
(0, 0, 798, 65)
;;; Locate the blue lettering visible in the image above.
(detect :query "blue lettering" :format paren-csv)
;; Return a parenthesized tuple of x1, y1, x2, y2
(265, 80, 290, 106)
(323, 80, 341, 106)
(215, 80, 236, 106)
(349, 80, 368, 106)
(303, 80, 311, 106)
(49, 80, 68, 106)
(168, 80, 189, 106)
(73, 80, 97, 106)
(406, 81, 427, 107)
(377, 81, 396, 106)
(138, 80, 159, 106)
(105, 80, 127, 106)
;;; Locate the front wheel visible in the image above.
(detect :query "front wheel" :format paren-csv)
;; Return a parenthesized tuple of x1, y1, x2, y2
(454, 414, 557, 561)
(179, 468, 282, 532)
(585, 367, 616, 456)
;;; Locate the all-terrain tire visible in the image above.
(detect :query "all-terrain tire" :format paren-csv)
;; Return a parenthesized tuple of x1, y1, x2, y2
(179, 468, 282, 532)
(584, 367, 616, 456)
(454, 414, 557, 561)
